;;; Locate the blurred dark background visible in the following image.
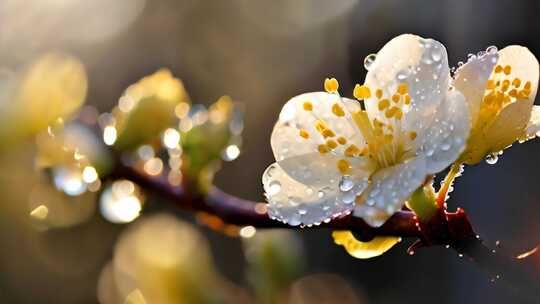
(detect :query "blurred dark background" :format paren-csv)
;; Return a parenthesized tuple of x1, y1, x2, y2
(0, 0, 539, 303)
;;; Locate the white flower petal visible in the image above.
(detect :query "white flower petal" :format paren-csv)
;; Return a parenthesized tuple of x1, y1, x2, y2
(263, 154, 374, 226)
(483, 99, 533, 152)
(271, 92, 364, 161)
(453, 52, 499, 127)
(353, 157, 426, 227)
(416, 89, 470, 173)
(364, 34, 450, 134)
(524, 105, 540, 140)
(497, 45, 539, 106)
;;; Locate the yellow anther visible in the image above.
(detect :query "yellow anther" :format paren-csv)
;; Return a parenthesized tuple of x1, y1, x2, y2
(508, 89, 517, 98)
(324, 78, 339, 93)
(501, 80, 510, 92)
(518, 90, 530, 99)
(353, 84, 371, 99)
(318, 144, 330, 154)
(373, 119, 384, 128)
(384, 134, 394, 142)
(375, 89, 383, 99)
(397, 83, 408, 95)
(332, 103, 345, 117)
(392, 94, 401, 103)
(386, 124, 394, 132)
(494, 65, 503, 74)
(322, 129, 335, 138)
(404, 94, 411, 105)
(337, 159, 351, 174)
(315, 120, 327, 133)
(486, 79, 496, 90)
(409, 131, 417, 140)
(385, 107, 399, 118)
(378, 99, 390, 111)
(503, 65, 512, 75)
(337, 136, 347, 145)
(303, 102, 313, 111)
(299, 129, 310, 139)
(327, 139, 338, 149)
(395, 108, 403, 120)
(524, 81, 532, 90)
(512, 78, 521, 88)
(344, 144, 360, 157)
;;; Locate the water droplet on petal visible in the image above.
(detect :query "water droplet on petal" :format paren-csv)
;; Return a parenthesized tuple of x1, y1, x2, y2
(486, 45, 498, 55)
(267, 181, 282, 195)
(364, 53, 377, 70)
(485, 153, 498, 165)
(339, 176, 354, 192)
(431, 47, 442, 62)
(397, 67, 411, 80)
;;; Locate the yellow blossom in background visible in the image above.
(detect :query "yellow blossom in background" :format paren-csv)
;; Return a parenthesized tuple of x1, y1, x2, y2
(0, 53, 87, 148)
(454, 46, 540, 164)
(112, 69, 190, 151)
(97, 214, 242, 304)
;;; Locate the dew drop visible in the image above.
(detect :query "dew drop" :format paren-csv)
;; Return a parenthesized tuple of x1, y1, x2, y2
(486, 45, 498, 55)
(431, 47, 442, 62)
(364, 53, 377, 70)
(397, 67, 411, 80)
(318, 190, 325, 198)
(267, 181, 281, 195)
(485, 153, 498, 165)
(339, 176, 354, 192)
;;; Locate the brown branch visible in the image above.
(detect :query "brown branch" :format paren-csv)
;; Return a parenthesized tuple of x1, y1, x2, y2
(108, 162, 540, 301)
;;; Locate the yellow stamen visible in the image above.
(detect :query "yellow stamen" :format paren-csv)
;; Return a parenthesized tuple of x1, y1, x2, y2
(512, 78, 521, 88)
(404, 95, 411, 105)
(378, 99, 390, 110)
(324, 78, 339, 93)
(327, 139, 338, 149)
(392, 94, 400, 103)
(375, 89, 383, 99)
(337, 159, 351, 174)
(397, 83, 408, 95)
(332, 103, 345, 117)
(303, 102, 313, 111)
(494, 65, 503, 74)
(299, 129, 309, 139)
(337, 136, 347, 145)
(503, 65, 512, 75)
(344, 144, 360, 157)
(318, 144, 329, 154)
(353, 84, 371, 99)
(322, 129, 335, 138)
(409, 131, 417, 140)
(486, 80, 496, 90)
(385, 107, 398, 118)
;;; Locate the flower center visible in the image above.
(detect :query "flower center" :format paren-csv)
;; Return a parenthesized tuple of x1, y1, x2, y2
(350, 83, 416, 169)
(296, 79, 417, 175)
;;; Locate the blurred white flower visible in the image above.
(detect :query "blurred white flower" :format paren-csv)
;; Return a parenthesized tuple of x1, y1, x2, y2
(454, 45, 540, 164)
(263, 34, 470, 227)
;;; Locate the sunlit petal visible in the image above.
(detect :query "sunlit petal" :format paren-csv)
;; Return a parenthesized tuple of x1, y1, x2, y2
(332, 230, 401, 259)
(354, 157, 426, 227)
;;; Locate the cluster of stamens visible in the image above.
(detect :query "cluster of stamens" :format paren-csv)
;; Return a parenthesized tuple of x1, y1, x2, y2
(295, 78, 418, 175)
(483, 64, 531, 109)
